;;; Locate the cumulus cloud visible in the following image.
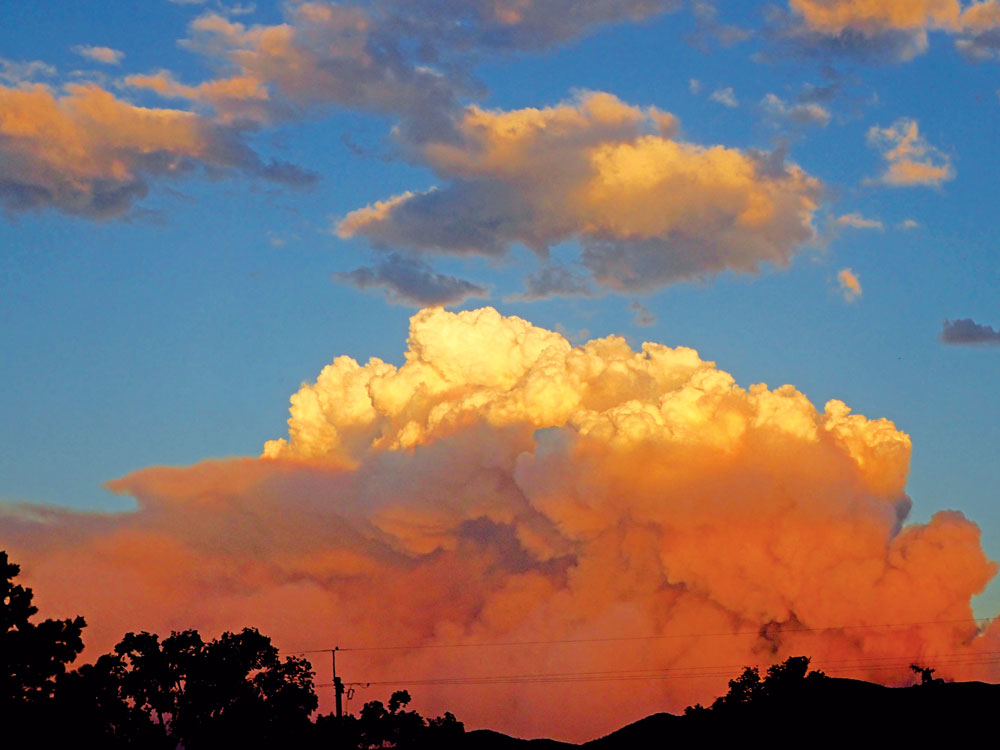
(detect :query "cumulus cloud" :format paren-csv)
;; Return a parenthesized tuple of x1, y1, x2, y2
(761, 93, 832, 127)
(838, 268, 863, 301)
(866, 118, 954, 187)
(780, 0, 1000, 62)
(333, 253, 488, 307)
(0, 82, 316, 218)
(338, 92, 822, 295)
(710, 86, 739, 107)
(71, 45, 125, 65)
(940, 317, 1000, 344)
(899, 218, 920, 229)
(4, 308, 997, 741)
(836, 212, 884, 230)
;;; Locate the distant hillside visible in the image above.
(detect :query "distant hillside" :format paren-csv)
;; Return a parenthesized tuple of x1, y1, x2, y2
(462, 678, 1000, 748)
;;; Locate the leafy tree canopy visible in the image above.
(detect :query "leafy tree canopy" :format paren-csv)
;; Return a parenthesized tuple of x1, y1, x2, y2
(1, 549, 85, 707)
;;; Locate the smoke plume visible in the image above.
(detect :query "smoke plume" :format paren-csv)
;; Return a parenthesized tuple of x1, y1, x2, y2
(3, 307, 997, 741)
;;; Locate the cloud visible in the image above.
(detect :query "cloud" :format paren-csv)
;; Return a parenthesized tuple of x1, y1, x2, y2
(380, 0, 682, 52)
(866, 118, 954, 187)
(338, 92, 822, 295)
(1, 2, 687, 219)
(761, 93, 832, 127)
(689, 77, 703, 94)
(175, 5, 465, 136)
(4, 307, 997, 742)
(125, 70, 274, 125)
(955, 1, 1000, 58)
(789, 0, 963, 35)
(158, 0, 680, 135)
(0, 58, 56, 85)
(836, 212, 884, 230)
(688, 1, 753, 49)
(940, 317, 1000, 345)
(510, 264, 597, 301)
(0, 82, 315, 218)
(71, 45, 125, 65)
(710, 86, 739, 107)
(630, 300, 657, 326)
(899, 218, 920, 229)
(838, 268, 862, 301)
(333, 253, 488, 306)
(780, 0, 1000, 62)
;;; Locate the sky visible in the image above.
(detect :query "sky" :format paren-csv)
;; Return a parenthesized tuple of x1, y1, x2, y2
(2, 0, 1000, 740)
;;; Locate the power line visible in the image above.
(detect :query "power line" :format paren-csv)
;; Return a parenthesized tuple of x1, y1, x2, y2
(286, 616, 995, 655)
(307, 650, 1000, 689)
(311, 652, 1000, 689)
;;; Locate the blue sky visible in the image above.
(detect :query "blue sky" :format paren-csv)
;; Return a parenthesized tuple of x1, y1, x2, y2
(2, 0, 999, 621)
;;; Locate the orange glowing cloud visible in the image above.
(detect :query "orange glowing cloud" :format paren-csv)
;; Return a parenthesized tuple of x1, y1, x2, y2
(0, 81, 315, 217)
(3, 307, 997, 742)
(785, 0, 1000, 60)
(837, 267, 863, 301)
(337, 93, 822, 295)
(866, 117, 954, 187)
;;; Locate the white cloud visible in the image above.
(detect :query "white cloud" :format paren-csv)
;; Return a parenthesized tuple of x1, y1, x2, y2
(761, 93, 831, 126)
(71, 45, 125, 65)
(711, 86, 739, 107)
(836, 212, 884, 230)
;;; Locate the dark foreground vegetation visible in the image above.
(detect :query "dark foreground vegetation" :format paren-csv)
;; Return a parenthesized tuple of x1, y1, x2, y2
(4, 549, 998, 748)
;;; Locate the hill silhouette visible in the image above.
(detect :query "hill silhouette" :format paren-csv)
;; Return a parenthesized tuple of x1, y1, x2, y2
(463, 677, 1000, 748)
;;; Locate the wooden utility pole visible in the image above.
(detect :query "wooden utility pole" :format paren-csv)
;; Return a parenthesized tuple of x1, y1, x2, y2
(332, 647, 344, 718)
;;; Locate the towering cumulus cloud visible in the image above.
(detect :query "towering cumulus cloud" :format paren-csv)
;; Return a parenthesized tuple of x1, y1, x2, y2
(3, 308, 997, 741)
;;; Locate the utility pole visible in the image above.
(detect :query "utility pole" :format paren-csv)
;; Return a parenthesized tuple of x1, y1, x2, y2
(332, 647, 344, 719)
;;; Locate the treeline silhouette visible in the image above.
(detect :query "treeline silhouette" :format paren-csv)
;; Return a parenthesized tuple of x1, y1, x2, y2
(5, 548, 999, 748)
(2, 550, 461, 749)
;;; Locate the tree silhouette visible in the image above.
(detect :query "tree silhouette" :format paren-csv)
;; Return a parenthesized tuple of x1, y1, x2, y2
(315, 690, 465, 749)
(109, 627, 317, 747)
(708, 655, 827, 713)
(1, 550, 85, 709)
(909, 663, 943, 685)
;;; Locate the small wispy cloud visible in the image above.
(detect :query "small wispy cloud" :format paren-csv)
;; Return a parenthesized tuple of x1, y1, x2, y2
(711, 86, 739, 108)
(836, 213, 883, 231)
(71, 45, 125, 65)
(837, 268, 862, 302)
(867, 118, 954, 187)
(333, 253, 488, 307)
(761, 93, 831, 127)
(509, 264, 595, 302)
(940, 318, 1000, 346)
(0, 57, 56, 84)
(630, 301, 657, 327)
